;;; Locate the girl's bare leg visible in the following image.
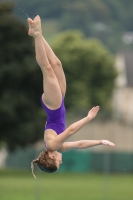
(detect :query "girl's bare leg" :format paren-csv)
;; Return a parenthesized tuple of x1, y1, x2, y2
(28, 16, 66, 96)
(27, 16, 62, 109)
(41, 37, 66, 97)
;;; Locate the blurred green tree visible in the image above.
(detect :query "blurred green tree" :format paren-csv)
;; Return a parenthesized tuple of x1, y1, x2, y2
(0, 2, 117, 151)
(60, 0, 111, 35)
(0, 2, 44, 151)
(14, 0, 133, 52)
(51, 31, 117, 112)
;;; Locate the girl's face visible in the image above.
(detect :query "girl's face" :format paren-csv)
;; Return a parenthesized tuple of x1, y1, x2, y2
(55, 152, 63, 167)
(49, 151, 63, 168)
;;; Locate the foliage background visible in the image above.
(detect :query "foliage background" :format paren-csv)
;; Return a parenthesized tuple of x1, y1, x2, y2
(0, 2, 117, 149)
(0, 2, 133, 199)
(14, 0, 133, 53)
(0, 3, 44, 150)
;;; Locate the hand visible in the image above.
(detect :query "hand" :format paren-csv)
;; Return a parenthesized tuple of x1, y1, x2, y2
(101, 140, 116, 147)
(87, 106, 100, 120)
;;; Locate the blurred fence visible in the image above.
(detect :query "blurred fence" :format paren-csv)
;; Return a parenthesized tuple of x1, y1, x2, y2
(2, 119, 133, 173)
(6, 148, 133, 173)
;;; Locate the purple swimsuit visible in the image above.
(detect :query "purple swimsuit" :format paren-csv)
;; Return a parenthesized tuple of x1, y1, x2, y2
(40, 96, 66, 135)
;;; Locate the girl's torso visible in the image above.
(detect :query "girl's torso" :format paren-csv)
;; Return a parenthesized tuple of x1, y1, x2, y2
(41, 96, 66, 134)
(41, 96, 66, 150)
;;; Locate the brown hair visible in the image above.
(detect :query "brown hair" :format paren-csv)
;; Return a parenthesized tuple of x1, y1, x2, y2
(31, 151, 57, 178)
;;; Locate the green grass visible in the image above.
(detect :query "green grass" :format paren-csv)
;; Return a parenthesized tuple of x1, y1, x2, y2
(0, 169, 133, 200)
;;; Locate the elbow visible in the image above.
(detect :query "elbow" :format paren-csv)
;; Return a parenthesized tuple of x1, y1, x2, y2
(69, 125, 76, 135)
(77, 141, 83, 149)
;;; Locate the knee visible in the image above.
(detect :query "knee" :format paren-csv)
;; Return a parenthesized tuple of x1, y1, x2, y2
(41, 64, 54, 76)
(51, 57, 62, 69)
(41, 63, 52, 71)
(56, 58, 62, 67)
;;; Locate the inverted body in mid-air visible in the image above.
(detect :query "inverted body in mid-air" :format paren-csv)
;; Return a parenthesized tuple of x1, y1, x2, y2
(27, 15, 115, 178)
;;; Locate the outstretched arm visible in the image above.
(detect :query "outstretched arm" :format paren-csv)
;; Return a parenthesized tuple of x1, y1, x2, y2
(59, 140, 116, 152)
(47, 106, 100, 150)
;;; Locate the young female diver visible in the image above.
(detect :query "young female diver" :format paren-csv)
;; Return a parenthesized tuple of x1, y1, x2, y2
(27, 15, 115, 178)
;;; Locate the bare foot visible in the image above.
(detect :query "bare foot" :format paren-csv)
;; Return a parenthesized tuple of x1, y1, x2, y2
(87, 106, 100, 120)
(27, 15, 42, 37)
(27, 18, 34, 36)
